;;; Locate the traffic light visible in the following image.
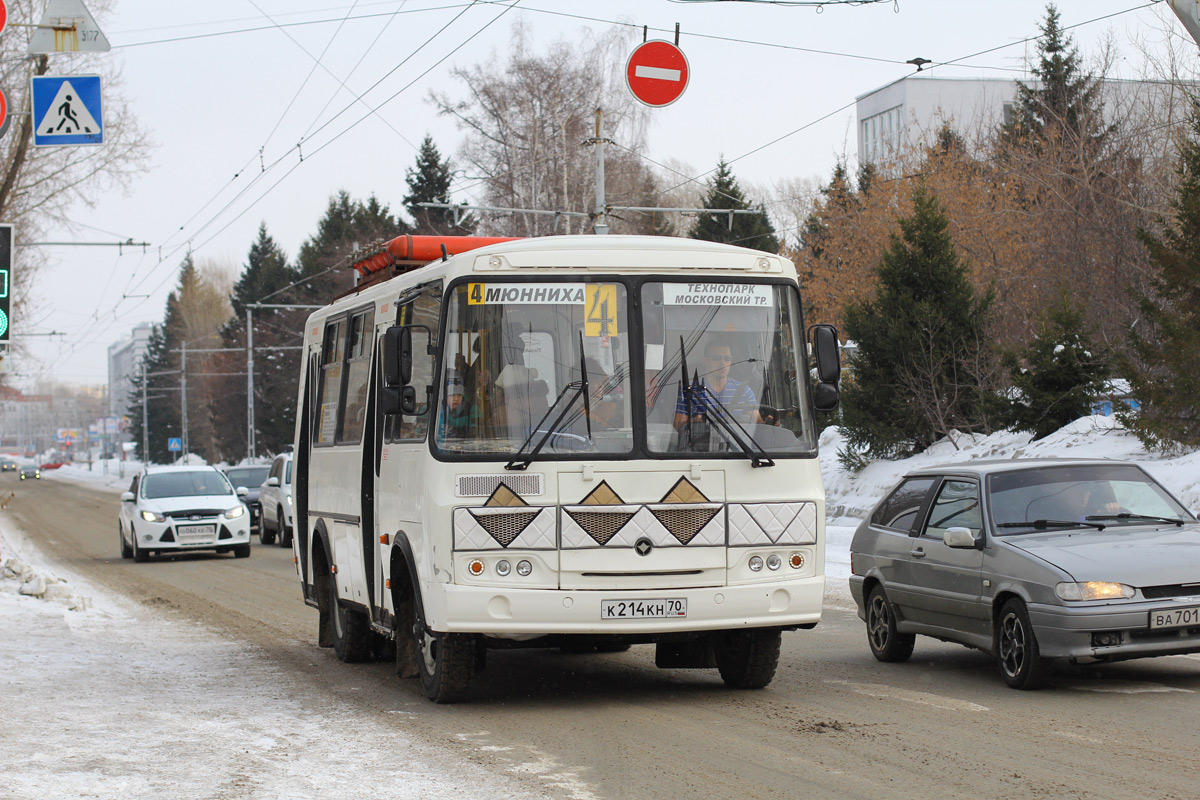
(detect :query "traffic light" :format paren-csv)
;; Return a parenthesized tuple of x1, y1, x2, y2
(0, 224, 11, 343)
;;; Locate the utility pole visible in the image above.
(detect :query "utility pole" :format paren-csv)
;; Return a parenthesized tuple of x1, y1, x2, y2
(592, 108, 609, 235)
(180, 342, 188, 464)
(142, 362, 148, 464)
(247, 306, 254, 461)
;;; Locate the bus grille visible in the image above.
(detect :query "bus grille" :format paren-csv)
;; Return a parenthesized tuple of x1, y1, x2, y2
(456, 474, 543, 498)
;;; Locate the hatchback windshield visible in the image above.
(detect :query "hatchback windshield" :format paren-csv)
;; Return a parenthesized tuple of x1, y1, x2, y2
(989, 464, 1194, 534)
(225, 467, 269, 489)
(143, 471, 234, 499)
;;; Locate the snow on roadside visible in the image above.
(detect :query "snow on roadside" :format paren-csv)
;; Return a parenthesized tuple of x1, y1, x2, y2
(0, 525, 568, 800)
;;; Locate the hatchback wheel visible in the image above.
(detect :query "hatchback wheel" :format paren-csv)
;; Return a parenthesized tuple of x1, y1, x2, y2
(866, 585, 915, 662)
(997, 598, 1048, 689)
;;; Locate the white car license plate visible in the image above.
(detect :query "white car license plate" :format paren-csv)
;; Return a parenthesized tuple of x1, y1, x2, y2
(601, 599, 686, 619)
(177, 524, 216, 539)
(1149, 605, 1200, 630)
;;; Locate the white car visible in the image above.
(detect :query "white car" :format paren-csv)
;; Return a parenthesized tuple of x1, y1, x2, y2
(119, 465, 252, 562)
(259, 452, 294, 548)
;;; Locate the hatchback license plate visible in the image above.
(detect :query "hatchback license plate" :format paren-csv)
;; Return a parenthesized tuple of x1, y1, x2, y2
(601, 599, 686, 619)
(177, 524, 215, 538)
(1150, 605, 1200, 630)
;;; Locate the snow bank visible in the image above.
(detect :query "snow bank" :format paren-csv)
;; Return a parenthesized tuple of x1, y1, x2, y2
(0, 525, 570, 800)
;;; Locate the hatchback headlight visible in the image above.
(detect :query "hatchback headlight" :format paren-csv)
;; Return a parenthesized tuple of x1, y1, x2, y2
(223, 505, 245, 519)
(1055, 581, 1136, 601)
(141, 510, 166, 523)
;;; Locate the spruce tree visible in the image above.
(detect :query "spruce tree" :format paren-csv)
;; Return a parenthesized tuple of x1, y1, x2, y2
(839, 184, 995, 460)
(403, 134, 475, 235)
(296, 191, 407, 302)
(1002, 4, 1105, 149)
(1005, 290, 1110, 441)
(690, 159, 779, 253)
(1121, 105, 1200, 451)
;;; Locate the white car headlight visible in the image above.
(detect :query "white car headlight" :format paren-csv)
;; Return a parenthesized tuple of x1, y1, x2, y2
(223, 505, 245, 519)
(140, 510, 166, 523)
(285, 495, 292, 506)
(1055, 581, 1136, 601)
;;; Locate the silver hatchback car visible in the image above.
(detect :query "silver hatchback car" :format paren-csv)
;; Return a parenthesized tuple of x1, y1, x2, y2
(850, 459, 1200, 689)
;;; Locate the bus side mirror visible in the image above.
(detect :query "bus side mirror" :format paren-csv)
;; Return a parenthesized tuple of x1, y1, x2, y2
(809, 324, 841, 412)
(383, 326, 413, 387)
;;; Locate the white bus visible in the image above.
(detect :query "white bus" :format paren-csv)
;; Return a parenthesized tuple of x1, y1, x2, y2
(292, 234, 841, 702)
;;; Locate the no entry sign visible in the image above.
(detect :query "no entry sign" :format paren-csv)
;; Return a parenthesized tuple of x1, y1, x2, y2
(625, 40, 690, 108)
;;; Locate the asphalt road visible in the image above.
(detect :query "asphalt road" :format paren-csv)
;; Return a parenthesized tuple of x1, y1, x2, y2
(9, 474, 1200, 800)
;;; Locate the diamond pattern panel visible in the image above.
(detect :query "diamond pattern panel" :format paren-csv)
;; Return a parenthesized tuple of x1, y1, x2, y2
(647, 504, 722, 545)
(608, 506, 676, 548)
(454, 507, 502, 550)
(746, 503, 802, 542)
(510, 508, 556, 550)
(781, 502, 818, 545)
(727, 504, 763, 547)
(691, 507, 725, 546)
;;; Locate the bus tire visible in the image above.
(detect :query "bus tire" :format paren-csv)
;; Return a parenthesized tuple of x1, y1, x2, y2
(416, 624, 478, 703)
(327, 571, 372, 663)
(714, 628, 781, 689)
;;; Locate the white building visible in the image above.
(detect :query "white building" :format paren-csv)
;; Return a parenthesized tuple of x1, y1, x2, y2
(856, 75, 1188, 166)
(107, 322, 153, 418)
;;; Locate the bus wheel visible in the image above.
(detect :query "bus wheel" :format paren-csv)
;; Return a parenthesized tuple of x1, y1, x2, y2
(327, 571, 372, 663)
(415, 623, 478, 703)
(714, 629, 781, 689)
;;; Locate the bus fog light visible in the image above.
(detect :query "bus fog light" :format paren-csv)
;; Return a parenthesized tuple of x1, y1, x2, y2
(496, 560, 511, 577)
(516, 560, 533, 576)
(789, 552, 804, 569)
(468, 559, 485, 576)
(749, 556, 764, 572)
(767, 554, 782, 571)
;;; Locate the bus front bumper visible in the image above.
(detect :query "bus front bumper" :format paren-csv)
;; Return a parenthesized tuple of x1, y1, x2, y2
(425, 575, 825, 636)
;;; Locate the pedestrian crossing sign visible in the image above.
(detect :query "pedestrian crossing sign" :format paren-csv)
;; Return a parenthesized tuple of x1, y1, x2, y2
(31, 74, 103, 146)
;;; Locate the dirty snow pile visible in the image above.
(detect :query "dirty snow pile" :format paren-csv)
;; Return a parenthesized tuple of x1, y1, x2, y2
(0, 527, 567, 800)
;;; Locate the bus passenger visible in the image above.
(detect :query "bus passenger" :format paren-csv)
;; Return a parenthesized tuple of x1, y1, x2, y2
(440, 372, 480, 439)
(673, 338, 761, 430)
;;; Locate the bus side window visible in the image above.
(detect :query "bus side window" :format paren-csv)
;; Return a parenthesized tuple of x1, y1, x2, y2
(338, 308, 375, 444)
(315, 319, 346, 445)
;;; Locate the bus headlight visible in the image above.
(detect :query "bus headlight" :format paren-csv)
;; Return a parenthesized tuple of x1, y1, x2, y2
(767, 554, 782, 571)
(748, 556, 764, 572)
(496, 560, 511, 577)
(516, 560, 533, 577)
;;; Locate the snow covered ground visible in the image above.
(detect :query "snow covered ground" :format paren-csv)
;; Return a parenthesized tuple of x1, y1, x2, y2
(3, 417, 1198, 797)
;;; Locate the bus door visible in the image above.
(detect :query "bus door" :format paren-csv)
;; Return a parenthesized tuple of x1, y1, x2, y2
(377, 283, 441, 610)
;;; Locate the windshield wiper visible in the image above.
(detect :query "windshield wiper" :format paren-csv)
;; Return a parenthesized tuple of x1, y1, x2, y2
(692, 381, 775, 468)
(506, 332, 592, 471)
(1086, 513, 1187, 527)
(996, 519, 1107, 532)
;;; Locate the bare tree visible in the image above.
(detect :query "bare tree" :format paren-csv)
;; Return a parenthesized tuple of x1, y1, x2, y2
(0, 0, 152, 371)
(431, 22, 659, 236)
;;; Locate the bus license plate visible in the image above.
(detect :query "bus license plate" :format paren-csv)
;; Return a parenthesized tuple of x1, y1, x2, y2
(601, 599, 686, 619)
(1150, 605, 1200, 630)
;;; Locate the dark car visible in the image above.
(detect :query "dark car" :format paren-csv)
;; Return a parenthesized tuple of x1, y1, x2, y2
(19, 463, 41, 480)
(0, 458, 17, 472)
(223, 465, 271, 535)
(850, 458, 1200, 689)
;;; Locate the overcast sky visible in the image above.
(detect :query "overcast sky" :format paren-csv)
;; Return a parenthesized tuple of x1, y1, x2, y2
(9, 0, 1194, 391)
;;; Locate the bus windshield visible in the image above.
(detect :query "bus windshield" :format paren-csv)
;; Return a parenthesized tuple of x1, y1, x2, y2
(433, 278, 816, 460)
(436, 281, 635, 457)
(642, 281, 816, 456)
